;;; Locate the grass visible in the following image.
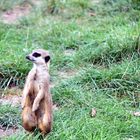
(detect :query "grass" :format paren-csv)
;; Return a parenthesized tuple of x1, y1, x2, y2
(0, 105, 21, 128)
(0, 0, 140, 139)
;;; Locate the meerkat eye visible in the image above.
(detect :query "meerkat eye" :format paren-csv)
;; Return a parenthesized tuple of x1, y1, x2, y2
(33, 52, 41, 57)
(45, 56, 50, 63)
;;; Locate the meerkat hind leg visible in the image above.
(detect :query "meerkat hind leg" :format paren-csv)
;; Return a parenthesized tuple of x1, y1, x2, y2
(22, 107, 37, 132)
(38, 114, 52, 134)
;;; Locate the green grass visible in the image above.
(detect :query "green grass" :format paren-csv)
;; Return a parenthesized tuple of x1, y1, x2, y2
(0, 105, 21, 128)
(0, 0, 140, 139)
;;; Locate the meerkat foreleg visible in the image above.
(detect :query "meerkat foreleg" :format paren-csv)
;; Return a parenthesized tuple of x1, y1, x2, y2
(21, 83, 32, 108)
(21, 85, 29, 108)
(21, 68, 36, 108)
(32, 88, 45, 112)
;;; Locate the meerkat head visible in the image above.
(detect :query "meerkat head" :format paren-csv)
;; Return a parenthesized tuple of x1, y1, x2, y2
(26, 49, 50, 67)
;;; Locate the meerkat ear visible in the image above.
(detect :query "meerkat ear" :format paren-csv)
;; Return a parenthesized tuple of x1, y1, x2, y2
(45, 56, 50, 63)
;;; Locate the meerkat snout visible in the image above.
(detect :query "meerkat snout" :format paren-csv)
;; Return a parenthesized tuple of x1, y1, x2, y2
(26, 55, 33, 61)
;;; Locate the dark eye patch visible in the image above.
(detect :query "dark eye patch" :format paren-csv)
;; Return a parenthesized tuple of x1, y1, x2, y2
(45, 56, 50, 63)
(32, 52, 41, 57)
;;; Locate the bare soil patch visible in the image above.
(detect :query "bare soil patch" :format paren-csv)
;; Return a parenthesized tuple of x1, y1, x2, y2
(0, 95, 22, 107)
(0, 0, 43, 24)
(1, 3, 31, 24)
(64, 49, 76, 56)
(0, 125, 19, 138)
(58, 70, 77, 79)
(0, 87, 22, 107)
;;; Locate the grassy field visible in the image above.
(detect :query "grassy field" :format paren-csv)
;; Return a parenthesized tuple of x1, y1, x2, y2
(0, 0, 140, 139)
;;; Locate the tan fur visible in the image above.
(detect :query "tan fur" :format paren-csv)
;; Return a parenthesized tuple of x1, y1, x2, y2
(21, 49, 52, 134)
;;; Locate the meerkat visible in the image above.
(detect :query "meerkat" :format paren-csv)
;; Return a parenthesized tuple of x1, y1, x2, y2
(21, 49, 52, 134)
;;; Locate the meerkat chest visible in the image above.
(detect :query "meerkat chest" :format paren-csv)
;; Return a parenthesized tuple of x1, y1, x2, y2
(33, 78, 43, 94)
(33, 69, 49, 95)
(33, 80, 39, 94)
(33, 73, 46, 92)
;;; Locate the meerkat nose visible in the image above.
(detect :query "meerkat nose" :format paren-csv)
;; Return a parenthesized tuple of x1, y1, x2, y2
(26, 55, 30, 60)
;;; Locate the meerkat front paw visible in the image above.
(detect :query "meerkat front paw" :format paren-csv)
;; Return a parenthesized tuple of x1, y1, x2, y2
(32, 102, 39, 112)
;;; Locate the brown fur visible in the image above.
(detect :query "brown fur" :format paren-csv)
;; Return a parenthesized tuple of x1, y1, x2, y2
(21, 49, 52, 134)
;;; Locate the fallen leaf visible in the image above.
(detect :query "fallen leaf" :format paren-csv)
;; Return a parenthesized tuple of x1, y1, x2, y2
(133, 111, 140, 117)
(89, 12, 96, 16)
(90, 108, 97, 117)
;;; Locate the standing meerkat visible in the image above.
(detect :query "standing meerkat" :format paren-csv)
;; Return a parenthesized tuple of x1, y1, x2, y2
(21, 49, 52, 134)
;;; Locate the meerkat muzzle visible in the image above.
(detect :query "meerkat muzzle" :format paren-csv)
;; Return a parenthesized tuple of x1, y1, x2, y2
(26, 55, 30, 60)
(26, 55, 35, 61)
